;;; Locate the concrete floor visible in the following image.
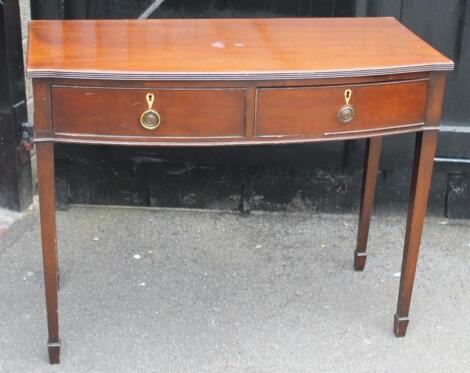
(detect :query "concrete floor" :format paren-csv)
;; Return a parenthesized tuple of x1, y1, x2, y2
(0, 205, 469, 373)
(0, 208, 22, 237)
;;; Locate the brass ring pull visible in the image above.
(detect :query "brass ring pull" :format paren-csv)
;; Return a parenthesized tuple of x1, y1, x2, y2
(140, 93, 161, 130)
(337, 89, 355, 123)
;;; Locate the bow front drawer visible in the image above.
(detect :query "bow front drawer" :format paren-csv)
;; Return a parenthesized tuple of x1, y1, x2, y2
(51, 86, 246, 139)
(255, 79, 428, 137)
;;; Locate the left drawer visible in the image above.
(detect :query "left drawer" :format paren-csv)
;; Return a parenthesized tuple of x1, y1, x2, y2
(52, 86, 246, 138)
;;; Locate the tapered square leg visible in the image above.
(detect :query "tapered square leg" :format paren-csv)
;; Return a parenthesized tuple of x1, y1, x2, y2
(37, 143, 61, 363)
(48, 340, 61, 364)
(394, 131, 438, 337)
(394, 315, 409, 337)
(355, 137, 382, 271)
(353, 250, 367, 271)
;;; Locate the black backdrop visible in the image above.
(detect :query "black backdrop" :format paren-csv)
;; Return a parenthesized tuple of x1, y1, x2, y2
(0, 0, 32, 210)
(31, 0, 470, 217)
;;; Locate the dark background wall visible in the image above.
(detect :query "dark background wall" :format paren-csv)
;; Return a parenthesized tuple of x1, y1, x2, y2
(0, 0, 32, 211)
(30, 0, 470, 218)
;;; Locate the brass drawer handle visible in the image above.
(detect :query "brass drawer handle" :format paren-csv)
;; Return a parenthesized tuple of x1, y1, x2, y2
(140, 93, 161, 130)
(337, 89, 355, 123)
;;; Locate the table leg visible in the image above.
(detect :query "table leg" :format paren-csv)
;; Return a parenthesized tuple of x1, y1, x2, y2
(394, 130, 438, 337)
(354, 137, 383, 271)
(36, 142, 61, 363)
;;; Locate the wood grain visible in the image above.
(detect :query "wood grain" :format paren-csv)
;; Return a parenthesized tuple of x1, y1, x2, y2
(394, 72, 447, 337)
(52, 86, 246, 138)
(27, 18, 453, 80)
(394, 130, 438, 336)
(255, 79, 428, 136)
(48, 79, 430, 144)
(30, 18, 453, 364)
(36, 142, 60, 364)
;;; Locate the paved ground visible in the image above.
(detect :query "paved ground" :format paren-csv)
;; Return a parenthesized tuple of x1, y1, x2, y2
(0, 208, 22, 238)
(0, 205, 469, 373)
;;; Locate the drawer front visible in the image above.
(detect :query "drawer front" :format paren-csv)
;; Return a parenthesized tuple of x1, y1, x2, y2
(255, 80, 428, 137)
(52, 87, 246, 138)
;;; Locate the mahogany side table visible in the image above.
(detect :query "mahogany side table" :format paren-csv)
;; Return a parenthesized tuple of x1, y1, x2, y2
(27, 17, 454, 364)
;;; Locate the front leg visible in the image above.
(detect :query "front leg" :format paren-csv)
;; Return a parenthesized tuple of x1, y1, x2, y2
(36, 142, 61, 363)
(394, 130, 438, 336)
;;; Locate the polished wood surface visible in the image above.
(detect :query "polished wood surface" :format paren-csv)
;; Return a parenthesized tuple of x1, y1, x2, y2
(48, 77, 430, 145)
(395, 130, 438, 336)
(36, 142, 60, 364)
(34, 74, 437, 146)
(27, 18, 453, 81)
(52, 86, 246, 138)
(28, 19, 452, 363)
(394, 72, 447, 337)
(255, 79, 428, 136)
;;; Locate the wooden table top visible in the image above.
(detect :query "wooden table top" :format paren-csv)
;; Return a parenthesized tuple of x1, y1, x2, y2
(27, 17, 453, 80)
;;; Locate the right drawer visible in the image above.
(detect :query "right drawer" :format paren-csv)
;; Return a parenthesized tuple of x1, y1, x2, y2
(255, 79, 428, 137)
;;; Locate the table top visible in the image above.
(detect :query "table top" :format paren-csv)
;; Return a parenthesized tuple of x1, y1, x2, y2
(27, 17, 453, 81)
